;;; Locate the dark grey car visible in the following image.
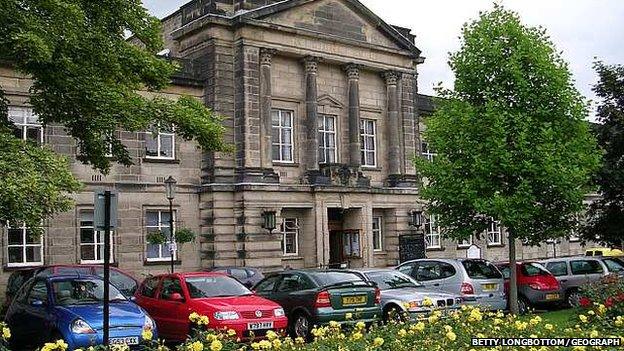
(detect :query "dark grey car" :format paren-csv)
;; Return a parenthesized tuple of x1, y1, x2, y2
(349, 268, 462, 321)
(207, 267, 264, 288)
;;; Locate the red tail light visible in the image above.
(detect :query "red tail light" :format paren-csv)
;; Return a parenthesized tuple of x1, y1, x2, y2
(315, 291, 331, 308)
(374, 288, 381, 304)
(461, 282, 474, 295)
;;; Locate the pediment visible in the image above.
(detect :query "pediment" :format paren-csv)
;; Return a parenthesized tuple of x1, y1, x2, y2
(240, 0, 420, 55)
(318, 94, 343, 108)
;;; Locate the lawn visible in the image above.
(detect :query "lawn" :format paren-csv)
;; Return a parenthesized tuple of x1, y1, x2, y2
(525, 307, 579, 327)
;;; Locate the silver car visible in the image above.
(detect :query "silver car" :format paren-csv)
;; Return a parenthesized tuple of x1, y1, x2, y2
(539, 256, 622, 307)
(396, 258, 507, 311)
(349, 268, 462, 321)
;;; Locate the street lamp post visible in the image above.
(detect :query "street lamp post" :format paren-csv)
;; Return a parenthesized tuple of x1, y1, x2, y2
(164, 176, 177, 274)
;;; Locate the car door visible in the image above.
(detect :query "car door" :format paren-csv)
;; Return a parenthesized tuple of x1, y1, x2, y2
(570, 260, 605, 286)
(6, 279, 35, 344)
(254, 275, 283, 304)
(135, 276, 161, 319)
(545, 261, 570, 290)
(412, 261, 445, 291)
(272, 273, 314, 317)
(18, 279, 51, 345)
(154, 276, 189, 341)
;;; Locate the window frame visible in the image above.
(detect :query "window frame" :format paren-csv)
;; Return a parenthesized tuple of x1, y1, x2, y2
(360, 119, 377, 168)
(281, 218, 299, 256)
(421, 141, 437, 162)
(8, 106, 44, 144)
(458, 235, 473, 248)
(487, 219, 502, 246)
(145, 125, 175, 160)
(78, 210, 114, 264)
(318, 114, 338, 164)
(424, 215, 441, 249)
(372, 216, 383, 252)
(271, 109, 295, 163)
(6, 223, 44, 268)
(145, 210, 178, 262)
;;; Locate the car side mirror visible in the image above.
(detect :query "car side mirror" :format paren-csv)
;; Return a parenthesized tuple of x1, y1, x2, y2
(169, 293, 184, 302)
(129, 296, 137, 302)
(30, 299, 44, 307)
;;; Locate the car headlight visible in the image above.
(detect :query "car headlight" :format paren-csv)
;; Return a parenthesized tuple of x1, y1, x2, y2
(407, 301, 420, 310)
(273, 308, 285, 317)
(71, 319, 96, 334)
(143, 316, 155, 331)
(213, 311, 240, 320)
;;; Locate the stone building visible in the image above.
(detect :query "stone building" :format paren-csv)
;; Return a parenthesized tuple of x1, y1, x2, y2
(0, 0, 590, 297)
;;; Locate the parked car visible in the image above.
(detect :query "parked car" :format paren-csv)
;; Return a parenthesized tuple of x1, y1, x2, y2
(495, 262, 562, 314)
(540, 257, 613, 307)
(134, 272, 287, 342)
(2, 265, 138, 317)
(5, 274, 155, 350)
(348, 268, 462, 321)
(586, 247, 623, 257)
(396, 258, 507, 311)
(207, 267, 264, 289)
(253, 269, 381, 340)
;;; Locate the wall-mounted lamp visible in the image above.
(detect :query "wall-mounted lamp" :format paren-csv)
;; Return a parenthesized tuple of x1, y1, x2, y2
(261, 210, 277, 233)
(409, 209, 423, 228)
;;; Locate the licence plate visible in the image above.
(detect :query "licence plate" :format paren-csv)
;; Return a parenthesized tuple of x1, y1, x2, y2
(110, 337, 139, 345)
(342, 295, 367, 306)
(482, 284, 498, 292)
(545, 293, 559, 300)
(248, 322, 273, 330)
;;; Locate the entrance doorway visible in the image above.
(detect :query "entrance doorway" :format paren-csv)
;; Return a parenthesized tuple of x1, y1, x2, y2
(327, 208, 362, 268)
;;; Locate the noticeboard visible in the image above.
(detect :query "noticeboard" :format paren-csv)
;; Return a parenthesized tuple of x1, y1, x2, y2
(399, 233, 426, 263)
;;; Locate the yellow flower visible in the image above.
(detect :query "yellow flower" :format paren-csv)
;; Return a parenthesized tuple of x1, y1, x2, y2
(272, 339, 282, 349)
(189, 341, 203, 351)
(476, 333, 485, 338)
(398, 329, 407, 338)
(446, 331, 457, 342)
(258, 340, 272, 349)
(329, 321, 340, 328)
(493, 318, 502, 326)
(587, 310, 595, 316)
(351, 332, 363, 341)
(294, 337, 305, 345)
(544, 324, 554, 331)
(590, 330, 599, 338)
(189, 312, 200, 322)
(142, 329, 153, 341)
(356, 321, 366, 330)
(373, 337, 384, 347)
(251, 342, 260, 350)
(345, 313, 353, 320)
(579, 315, 588, 323)
(444, 325, 453, 333)
(227, 329, 237, 337)
(515, 321, 528, 331)
(427, 315, 439, 324)
(530, 316, 542, 325)
(413, 322, 425, 332)
(56, 340, 69, 351)
(468, 309, 483, 322)
(200, 316, 210, 326)
(2, 327, 10, 340)
(210, 340, 223, 351)
(266, 330, 278, 340)
(598, 304, 607, 315)
(422, 297, 433, 307)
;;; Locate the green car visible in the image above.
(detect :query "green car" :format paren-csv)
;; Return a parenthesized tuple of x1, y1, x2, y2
(253, 269, 381, 339)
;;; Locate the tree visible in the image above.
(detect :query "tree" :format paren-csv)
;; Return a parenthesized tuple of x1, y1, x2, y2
(583, 62, 624, 247)
(0, 1, 227, 228)
(416, 5, 601, 314)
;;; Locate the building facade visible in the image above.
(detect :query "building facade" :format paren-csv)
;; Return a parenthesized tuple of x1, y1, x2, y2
(0, 0, 589, 297)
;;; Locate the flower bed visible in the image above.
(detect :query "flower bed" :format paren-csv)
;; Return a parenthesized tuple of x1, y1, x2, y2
(4, 303, 623, 351)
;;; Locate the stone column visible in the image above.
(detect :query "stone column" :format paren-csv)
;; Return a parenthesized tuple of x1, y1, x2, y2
(345, 64, 361, 168)
(383, 71, 401, 176)
(260, 48, 277, 169)
(303, 56, 320, 172)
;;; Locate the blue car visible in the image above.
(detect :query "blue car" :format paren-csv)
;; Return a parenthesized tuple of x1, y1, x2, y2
(5, 274, 156, 350)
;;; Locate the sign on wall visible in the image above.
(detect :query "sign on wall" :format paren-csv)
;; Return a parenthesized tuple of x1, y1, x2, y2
(399, 233, 425, 263)
(467, 244, 482, 259)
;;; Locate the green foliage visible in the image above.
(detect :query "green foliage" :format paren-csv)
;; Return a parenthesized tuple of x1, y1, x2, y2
(0, 0, 228, 173)
(146, 227, 196, 245)
(583, 62, 624, 246)
(175, 227, 196, 244)
(416, 5, 601, 245)
(0, 128, 82, 235)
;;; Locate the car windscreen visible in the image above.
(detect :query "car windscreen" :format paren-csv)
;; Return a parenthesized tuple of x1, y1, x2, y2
(365, 271, 421, 289)
(53, 279, 125, 306)
(311, 272, 363, 287)
(602, 258, 624, 273)
(93, 268, 138, 297)
(462, 260, 503, 279)
(522, 263, 551, 277)
(185, 276, 251, 298)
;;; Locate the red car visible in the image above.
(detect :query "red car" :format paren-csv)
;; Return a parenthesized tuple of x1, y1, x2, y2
(496, 262, 563, 314)
(134, 272, 288, 341)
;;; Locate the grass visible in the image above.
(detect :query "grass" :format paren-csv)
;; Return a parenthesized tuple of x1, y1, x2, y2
(537, 308, 578, 326)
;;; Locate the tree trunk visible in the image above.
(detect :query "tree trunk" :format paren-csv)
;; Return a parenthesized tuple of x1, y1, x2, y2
(508, 231, 519, 314)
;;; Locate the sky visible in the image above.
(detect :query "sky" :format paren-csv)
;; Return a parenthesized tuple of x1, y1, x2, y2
(142, 0, 624, 118)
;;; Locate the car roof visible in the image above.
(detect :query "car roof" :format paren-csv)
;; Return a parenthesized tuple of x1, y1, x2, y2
(540, 256, 602, 262)
(348, 268, 395, 274)
(44, 274, 103, 282)
(150, 272, 229, 279)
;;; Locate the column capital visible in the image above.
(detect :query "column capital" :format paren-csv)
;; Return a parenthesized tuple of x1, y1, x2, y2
(259, 48, 277, 66)
(382, 70, 400, 86)
(344, 63, 361, 80)
(302, 56, 321, 74)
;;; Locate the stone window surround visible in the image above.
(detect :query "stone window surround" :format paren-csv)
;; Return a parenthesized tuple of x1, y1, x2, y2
(360, 118, 377, 168)
(144, 208, 178, 263)
(457, 235, 473, 249)
(8, 106, 44, 144)
(271, 108, 295, 164)
(145, 124, 176, 161)
(372, 216, 383, 252)
(318, 113, 338, 164)
(424, 214, 442, 250)
(281, 217, 299, 256)
(487, 218, 503, 246)
(5, 222, 44, 268)
(78, 209, 114, 264)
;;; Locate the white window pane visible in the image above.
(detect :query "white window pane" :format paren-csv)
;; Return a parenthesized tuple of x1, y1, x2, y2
(146, 244, 160, 258)
(282, 146, 292, 161)
(160, 135, 174, 158)
(8, 247, 23, 264)
(282, 115, 292, 127)
(145, 134, 158, 157)
(282, 129, 292, 145)
(146, 212, 159, 226)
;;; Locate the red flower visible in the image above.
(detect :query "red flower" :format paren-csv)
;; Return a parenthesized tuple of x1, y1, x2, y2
(605, 297, 614, 308)
(579, 297, 592, 307)
(617, 293, 624, 302)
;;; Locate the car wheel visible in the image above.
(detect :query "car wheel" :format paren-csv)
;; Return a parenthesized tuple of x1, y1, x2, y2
(383, 306, 405, 323)
(567, 290, 581, 308)
(291, 313, 311, 340)
(518, 297, 530, 315)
